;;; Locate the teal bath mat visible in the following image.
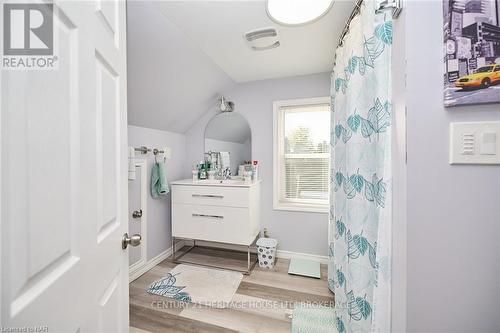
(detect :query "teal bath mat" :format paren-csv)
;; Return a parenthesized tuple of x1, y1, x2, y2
(288, 258, 321, 279)
(291, 304, 335, 333)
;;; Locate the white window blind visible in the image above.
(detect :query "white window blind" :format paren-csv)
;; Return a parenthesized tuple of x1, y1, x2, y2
(274, 98, 330, 212)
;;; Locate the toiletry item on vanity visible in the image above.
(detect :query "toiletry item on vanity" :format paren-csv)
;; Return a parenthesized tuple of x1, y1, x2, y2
(192, 165, 198, 181)
(243, 170, 252, 183)
(198, 161, 207, 180)
(252, 160, 259, 180)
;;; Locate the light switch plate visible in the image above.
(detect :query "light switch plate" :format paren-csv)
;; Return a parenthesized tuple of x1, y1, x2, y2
(480, 132, 496, 155)
(450, 121, 500, 165)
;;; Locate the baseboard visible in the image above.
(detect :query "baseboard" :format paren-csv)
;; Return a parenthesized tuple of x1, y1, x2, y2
(129, 247, 172, 282)
(129, 259, 147, 277)
(188, 240, 328, 264)
(276, 250, 329, 264)
(129, 241, 329, 281)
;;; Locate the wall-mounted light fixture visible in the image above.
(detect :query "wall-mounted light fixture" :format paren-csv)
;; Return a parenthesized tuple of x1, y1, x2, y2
(218, 96, 234, 112)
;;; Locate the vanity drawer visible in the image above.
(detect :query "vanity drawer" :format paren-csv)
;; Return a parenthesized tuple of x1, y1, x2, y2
(172, 204, 254, 245)
(172, 185, 249, 208)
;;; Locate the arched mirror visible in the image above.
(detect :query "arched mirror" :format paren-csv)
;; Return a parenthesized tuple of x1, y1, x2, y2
(204, 112, 251, 177)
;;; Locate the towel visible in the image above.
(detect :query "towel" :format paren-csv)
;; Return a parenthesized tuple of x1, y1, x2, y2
(128, 147, 136, 180)
(220, 151, 230, 170)
(151, 162, 169, 198)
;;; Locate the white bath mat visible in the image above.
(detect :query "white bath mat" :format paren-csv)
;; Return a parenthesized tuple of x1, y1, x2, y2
(147, 264, 243, 308)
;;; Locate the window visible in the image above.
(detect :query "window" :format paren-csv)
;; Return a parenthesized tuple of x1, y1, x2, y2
(273, 97, 330, 212)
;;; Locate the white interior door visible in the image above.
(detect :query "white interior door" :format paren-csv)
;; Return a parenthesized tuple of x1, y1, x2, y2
(1, 1, 129, 332)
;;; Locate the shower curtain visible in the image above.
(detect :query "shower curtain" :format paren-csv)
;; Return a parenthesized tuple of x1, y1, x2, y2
(328, 1, 392, 332)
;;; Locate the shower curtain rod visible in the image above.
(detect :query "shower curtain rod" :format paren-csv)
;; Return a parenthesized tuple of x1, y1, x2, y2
(337, 0, 363, 48)
(336, 0, 402, 49)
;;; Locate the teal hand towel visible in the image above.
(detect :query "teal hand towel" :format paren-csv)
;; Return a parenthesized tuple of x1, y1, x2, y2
(151, 162, 169, 198)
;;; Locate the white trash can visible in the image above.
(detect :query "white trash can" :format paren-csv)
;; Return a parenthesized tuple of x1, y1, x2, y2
(256, 238, 278, 269)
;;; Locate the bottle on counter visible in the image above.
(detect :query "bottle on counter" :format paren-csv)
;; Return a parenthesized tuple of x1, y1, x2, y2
(198, 161, 207, 180)
(252, 160, 259, 181)
(192, 165, 198, 181)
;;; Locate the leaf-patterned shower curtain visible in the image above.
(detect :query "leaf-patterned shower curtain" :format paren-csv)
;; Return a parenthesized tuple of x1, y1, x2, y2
(328, 1, 392, 332)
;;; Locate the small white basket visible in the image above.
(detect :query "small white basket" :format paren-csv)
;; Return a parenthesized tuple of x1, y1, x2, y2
(256, 238, 278, 269)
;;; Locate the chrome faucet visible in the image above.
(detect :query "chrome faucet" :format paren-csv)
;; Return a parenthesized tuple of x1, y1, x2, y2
(204, 151, 231, 180)
(205, 151, 221, 180)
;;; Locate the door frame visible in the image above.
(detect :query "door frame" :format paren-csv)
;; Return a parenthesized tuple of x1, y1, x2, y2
(129, 158, 148, 281)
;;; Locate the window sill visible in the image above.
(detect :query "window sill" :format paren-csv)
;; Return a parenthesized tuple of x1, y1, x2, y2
(273, 203, 329, 214)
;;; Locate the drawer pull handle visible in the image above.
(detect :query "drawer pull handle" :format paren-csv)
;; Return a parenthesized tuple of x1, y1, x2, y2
(192, 194, 224, 199)
(192, 213, 224, 219)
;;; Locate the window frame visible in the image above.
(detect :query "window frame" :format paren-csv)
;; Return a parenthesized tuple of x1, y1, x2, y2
(273, 97, 331, 213)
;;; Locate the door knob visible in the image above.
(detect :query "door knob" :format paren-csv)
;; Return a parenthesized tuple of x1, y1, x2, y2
(122, 233, 141, 249)
(132, 209, 142, 218)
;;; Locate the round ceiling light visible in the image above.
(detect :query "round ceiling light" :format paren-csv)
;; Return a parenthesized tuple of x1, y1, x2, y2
(266, 0, 334, 26)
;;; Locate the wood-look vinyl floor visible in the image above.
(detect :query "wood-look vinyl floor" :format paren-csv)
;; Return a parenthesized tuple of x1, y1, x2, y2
(130, 246, 333, 333)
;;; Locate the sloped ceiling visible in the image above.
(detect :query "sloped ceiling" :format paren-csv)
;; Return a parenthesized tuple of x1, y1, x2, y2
(126, 1, 235, 133)
(154, 1, 355, 83)
(126, 1, 354, 133)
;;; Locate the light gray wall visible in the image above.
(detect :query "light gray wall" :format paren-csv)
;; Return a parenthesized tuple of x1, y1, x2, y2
(128, 125, 188, 261)
(405, 2, 500, 332)
(185, 73, 331, 256)
(126, 1, 234, 133)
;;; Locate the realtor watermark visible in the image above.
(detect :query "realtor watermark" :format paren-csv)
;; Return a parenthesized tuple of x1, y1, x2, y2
(2, 2, 58, 70)
(0, 326, 48, 333)
(151, 300, 336, 310)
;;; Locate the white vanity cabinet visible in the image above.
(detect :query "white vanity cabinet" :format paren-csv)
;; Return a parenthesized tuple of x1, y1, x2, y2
(171, 180, 261, 246)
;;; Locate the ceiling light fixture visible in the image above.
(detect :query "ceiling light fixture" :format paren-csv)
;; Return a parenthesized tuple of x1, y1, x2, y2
(266, 0, 334, 26)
